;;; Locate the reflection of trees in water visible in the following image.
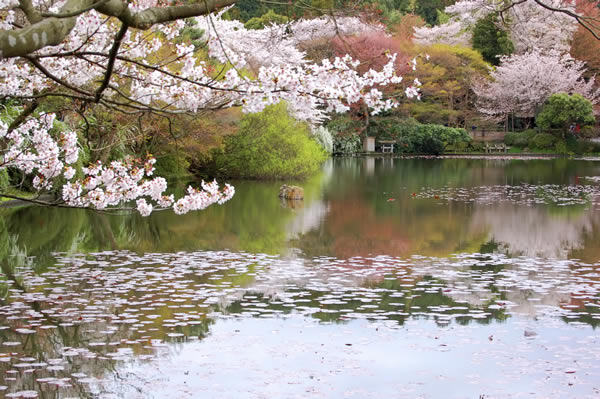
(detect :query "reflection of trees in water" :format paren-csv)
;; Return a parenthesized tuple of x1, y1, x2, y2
(290, 191, 483, 259)
(470, 204, 600, 259)
(0, 249, 217, 397)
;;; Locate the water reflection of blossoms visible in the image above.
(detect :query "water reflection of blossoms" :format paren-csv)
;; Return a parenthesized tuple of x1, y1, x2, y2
(471, 204, 600, 259)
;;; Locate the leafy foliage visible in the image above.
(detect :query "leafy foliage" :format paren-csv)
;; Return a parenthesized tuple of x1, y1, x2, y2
(244, 10, 289, 30)
(530, 133, 558, 149)
(504, 129, 537, 147)
(471, 13, 514, 65)
(536, 93, 596, 133)
(400, 44, 490, 127)
(333, 134, 363, 155)
(416, 0, 447, 25)
(326, 115, 364, 154)
(208, 103, 327, 179)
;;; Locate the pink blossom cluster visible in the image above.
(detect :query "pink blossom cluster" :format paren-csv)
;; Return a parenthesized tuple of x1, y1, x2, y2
(0, 5, 410, 125)
(1, 110, 234, 216)
(0, 113, 78, 189)
(60, 156, 234, 216)
(172, 181, 235, 215)
(196, 7, 384, 69)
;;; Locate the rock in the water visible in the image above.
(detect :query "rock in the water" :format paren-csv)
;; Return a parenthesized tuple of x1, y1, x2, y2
(279, 184, 304, 200)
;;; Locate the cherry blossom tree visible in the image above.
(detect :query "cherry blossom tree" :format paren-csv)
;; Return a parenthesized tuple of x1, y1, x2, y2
(472, 49, 600, 121)
(0, 1, 417, 215)
(414, 0, 579, 54)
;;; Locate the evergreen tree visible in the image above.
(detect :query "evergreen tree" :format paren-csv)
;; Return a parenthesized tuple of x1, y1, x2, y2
(472, 13, 514, 65)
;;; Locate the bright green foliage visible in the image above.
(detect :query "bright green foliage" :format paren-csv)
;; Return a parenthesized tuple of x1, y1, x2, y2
(436, 9, 450, 24)
(472, 13, 514, 65)
(536, 93, 596, 133)
(531, 133, 558, 149)
(0, 169, 9, 192)
(244, 10, 289, 30)
(209, 103, 327, 179)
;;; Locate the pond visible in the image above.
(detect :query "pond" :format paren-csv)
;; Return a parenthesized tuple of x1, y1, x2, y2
(1, 157, 600, 398)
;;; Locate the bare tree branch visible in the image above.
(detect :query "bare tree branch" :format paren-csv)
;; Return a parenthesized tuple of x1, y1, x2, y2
(94, 22, 128, 102)
(532, 0, 600, 40)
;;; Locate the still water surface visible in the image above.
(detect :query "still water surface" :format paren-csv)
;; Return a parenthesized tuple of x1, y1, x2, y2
(1, 157, 600, 398)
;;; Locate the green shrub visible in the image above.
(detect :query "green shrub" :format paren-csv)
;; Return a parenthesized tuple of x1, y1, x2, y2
(587, 141, 600, 154)
(0, 169, 9, 191)
(153, 152, 191, 178)
(413, 133, 445, 155)
(554, 140, 569, 155)
(567, 137, 600, 155)
(530, 133, 557, 149)
(536, 93, 596, 133)
(209, 103, 327, 179)
(504, 129, 536, 147)
(408, 124, 470, 155)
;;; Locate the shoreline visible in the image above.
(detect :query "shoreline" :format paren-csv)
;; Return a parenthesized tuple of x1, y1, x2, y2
(349, 153, 600, 160)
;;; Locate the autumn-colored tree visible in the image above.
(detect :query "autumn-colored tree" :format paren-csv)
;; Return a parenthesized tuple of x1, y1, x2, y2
(389, 13, 426, 41)
(401, 44, 490, 127)
(570, 0, 600, 79)
(331, 31, 411, 76)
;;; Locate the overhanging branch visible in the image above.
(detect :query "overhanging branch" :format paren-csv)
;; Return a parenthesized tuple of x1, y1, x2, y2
(532, 0, 600, 40)
(1, 0, 237, 58)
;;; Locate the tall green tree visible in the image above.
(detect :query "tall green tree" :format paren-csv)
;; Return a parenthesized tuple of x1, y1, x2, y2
(415, 0, 446, 25)
(472, 13, 514, 65)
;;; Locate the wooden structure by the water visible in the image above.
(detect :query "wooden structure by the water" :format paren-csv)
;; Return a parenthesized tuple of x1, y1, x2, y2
(484, 143, 511, 153)
(379, 140, 396, 153)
